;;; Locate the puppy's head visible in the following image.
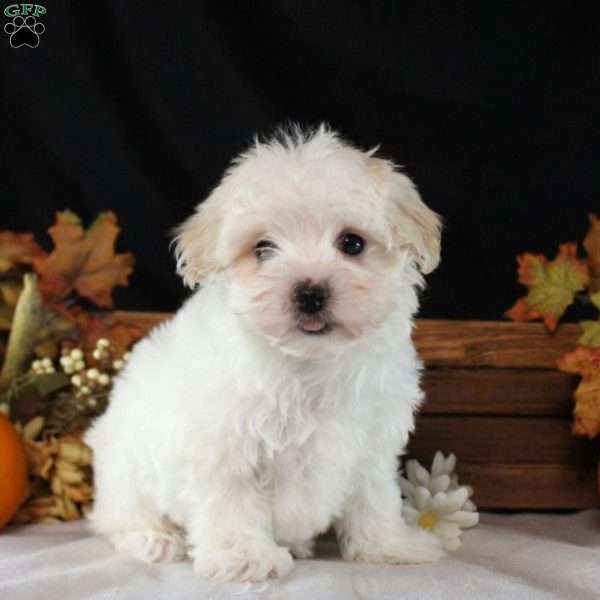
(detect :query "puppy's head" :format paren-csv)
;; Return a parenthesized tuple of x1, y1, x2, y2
(174, 125, 441, 357)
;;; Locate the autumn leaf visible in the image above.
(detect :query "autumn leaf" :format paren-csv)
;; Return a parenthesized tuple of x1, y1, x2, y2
(33, 306, 79, 358)
(584, 214, 600, 293)
(82, 316, 143, 361)
(0, 371, 70, 425)
(505, 243, 589, 332)
(33, 211, 134, 307)
(0, 279, 23, 330)
(590, 290, 600, 310)
(558, 345, 600, 438)
(0, 231, 46, 273)
(578, 321, 600, 348)
(578, 292, 600, 346)
(66, 307, 143, 363)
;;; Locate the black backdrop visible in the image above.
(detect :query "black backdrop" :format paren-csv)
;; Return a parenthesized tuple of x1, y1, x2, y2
(2, 2, 598, 319)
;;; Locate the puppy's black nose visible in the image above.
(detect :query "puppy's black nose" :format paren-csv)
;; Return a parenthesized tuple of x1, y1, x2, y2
(294, 284, 328, 314)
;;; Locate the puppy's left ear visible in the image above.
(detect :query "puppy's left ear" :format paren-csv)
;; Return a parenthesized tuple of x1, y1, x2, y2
(369, 158, 442, 274)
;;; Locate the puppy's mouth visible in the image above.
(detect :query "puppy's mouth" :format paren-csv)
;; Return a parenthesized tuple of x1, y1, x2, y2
(297, 316, 333, 336)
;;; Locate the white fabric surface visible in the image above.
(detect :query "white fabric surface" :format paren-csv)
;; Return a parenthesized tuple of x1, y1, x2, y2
(0, 511, 598, 600)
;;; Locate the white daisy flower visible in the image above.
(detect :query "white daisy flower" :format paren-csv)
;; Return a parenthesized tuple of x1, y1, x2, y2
(400, 451, 479, 551)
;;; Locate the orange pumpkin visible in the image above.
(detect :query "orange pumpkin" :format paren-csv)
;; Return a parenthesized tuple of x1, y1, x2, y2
(0, 413, 28, 529)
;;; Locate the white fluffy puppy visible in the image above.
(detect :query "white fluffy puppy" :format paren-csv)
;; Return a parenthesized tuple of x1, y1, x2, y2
(86, 125, 444, 582)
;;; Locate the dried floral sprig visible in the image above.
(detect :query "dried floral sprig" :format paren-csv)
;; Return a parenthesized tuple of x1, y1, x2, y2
(22, 337, 130, 437)
(31, 357, 55, 375)
(59, 347, 85, 375)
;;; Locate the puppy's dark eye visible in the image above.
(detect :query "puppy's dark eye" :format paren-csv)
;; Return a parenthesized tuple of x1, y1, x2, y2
(254, 240, 278, 261)
(338, 233, 365, 256)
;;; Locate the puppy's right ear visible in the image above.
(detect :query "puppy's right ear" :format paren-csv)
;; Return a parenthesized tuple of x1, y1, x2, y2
(173, 191, 224, 288)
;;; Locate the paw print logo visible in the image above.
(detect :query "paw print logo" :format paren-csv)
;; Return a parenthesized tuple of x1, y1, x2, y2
(4, 15, 45, 48)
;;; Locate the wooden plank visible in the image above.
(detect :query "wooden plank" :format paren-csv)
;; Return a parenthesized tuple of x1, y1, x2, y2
(413, 319, 579, 369)
(104, 311, 171, 331)
(464, 463, 599, 509)
(421, 368, 576, 417)
(409, 416, 598, 465)
(108, 312, 579, 369)
(422, 463, 600, 509)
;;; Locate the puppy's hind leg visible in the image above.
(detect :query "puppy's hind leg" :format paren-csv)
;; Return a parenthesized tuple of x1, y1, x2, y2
(87, 433, 186, 564)
(112, 526, 186, 564)
(90, 487, 186, 564)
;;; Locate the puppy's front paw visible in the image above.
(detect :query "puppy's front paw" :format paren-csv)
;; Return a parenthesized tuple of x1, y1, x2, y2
(193, 543, 294, 582)
(343, 527, 445, 565)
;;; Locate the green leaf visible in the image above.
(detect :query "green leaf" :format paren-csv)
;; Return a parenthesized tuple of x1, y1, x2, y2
(0, 371, 70, 424)
(590, 290, 600, 311)
(33, 371, 70, 396)
(578, 321, 600, 348)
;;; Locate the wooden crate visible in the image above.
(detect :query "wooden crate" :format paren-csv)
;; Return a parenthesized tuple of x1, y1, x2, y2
(108, 313, 600, 510)
(413, 320, 599, 509)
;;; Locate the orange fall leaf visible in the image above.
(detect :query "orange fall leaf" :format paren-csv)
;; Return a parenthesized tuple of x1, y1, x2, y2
(558, 346, 600, 439)
(583, 213, 600, 293)
(33, 211, 134, 308)
(505, 242, 589, 332)
(65, 307, 143, 363)
(0, 231, 46, 273)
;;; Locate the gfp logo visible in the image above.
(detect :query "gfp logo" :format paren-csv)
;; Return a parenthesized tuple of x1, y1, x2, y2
(4, 4, 46, 48)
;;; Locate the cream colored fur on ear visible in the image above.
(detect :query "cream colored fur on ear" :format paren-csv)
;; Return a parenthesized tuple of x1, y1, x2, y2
(173, 191, 224, 288)
(369, 158, 442, 274)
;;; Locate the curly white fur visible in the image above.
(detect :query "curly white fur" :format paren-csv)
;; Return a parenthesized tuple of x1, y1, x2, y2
(86, 125, 444, 582)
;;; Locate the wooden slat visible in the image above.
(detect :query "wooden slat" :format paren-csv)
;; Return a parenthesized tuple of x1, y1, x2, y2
(413, 320, 579, 369)
(108, 312, 579, 369)
(409, 416, 598, 465)
(421, 368, 577, 417)
(433, 463, 600, 509)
